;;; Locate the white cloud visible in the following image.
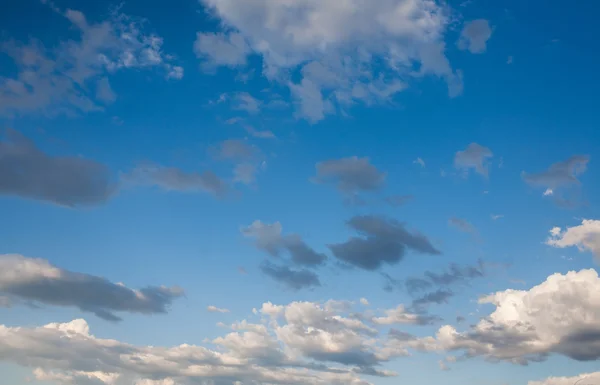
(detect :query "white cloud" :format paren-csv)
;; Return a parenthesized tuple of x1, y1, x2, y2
(0, 5, 182, 117)
(413, 157, 426, 168)
(0, 298, 439, 384)
(546, 220, 600, 263)
(418, 269, 600, 365)
(529, 372, 600, 385)
(207, 305, 230, 313)
(197, 0, 465, 122)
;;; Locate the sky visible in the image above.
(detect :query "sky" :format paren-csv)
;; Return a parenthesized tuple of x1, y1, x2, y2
(1, 0, 600, 384)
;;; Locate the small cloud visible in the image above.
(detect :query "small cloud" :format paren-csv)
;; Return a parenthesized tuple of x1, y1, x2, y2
(507, 56, 513, 64)
(384, 195, 413, 207)
(237, 267, 247, 275)
(458, 19, 493, 54)
(454, 143, 494, 178)
(543, 188, 554, 196)
(359, 298, 370, 306)
(449, 217, 477, 234)
(207, 305, 230, 313)
(491, 214, 504, 220)
(413, 157, 426, 168)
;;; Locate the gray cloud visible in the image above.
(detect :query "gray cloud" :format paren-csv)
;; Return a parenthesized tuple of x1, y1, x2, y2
(458, 19, 493, 54)
(385, 195, 414, 207)
(0, 254, 184, 321)
(122, 163, 228, 197)
(313, 157, 386, 202)
(260, 262, 321, 290)
(211, 139, 257, 162)
(448, 217, 477, 234)
(454, 143, 493, 177)
(242, 221, 327, 267)
(522, 155, 589, 190)
(0, 129, 116, 207)
(329, 215, 440, 271)
(412, 289, 454, 309)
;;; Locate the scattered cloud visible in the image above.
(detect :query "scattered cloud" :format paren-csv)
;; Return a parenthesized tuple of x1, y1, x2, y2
(0, 254, 183, 322)
(0, 129, 116, 207)
(207, 305, 230, 313)
(242, 220, 327, 267)
(121, 163, 228, 197)
(546, 220, 600, 263)
(454, 143, 494, 178)
(385, 195, 414, 207)
(329, 215, 440, 271)
(458, 19, 493, 54)
(413, 157, 426, 168)
(313, 157, 386, 203)
(0, 5, 182, 117)
(196, 0, 466, 122)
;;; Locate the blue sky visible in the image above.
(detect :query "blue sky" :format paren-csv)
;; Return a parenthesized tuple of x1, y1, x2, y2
(1, 1, 600, 385)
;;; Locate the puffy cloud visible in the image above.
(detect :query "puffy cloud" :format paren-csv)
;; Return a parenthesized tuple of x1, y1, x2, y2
(0, 129, 116, 207)
(529, 372, 600, 385)
(522, 155, 590, 192)
(313, 157, 386, 204)
(197, 0, 465, 121)
(458, 19, 493, 54)
(242, 221, 327, 267)
(422, 269, 600, 365)
(0, 298, 436, 385)
(454, 143, 493, 177)
(546, 220, 600, 263)
(329, 215, 440, 271)
(122, 163, 228, 197)
(0, 254, 183, 322)
(0, 5, 182, 117)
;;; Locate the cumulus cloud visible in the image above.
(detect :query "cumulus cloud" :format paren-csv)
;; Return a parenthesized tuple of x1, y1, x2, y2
(122, 163, 228, 197)
(546, 220, 600, 263)
(0, 254, 183, 322)
(196, 0, 465, 121)
(454, 143, 493, 178)
(0, 298, 436, 384)
(313, 157, 386, 202)
(0, 5, 182, 117)
(458, 19, 493, 54)
(243, 220, 327, 267)
(522, 155, 590, 195)
(329, 215, 440, 271)
(0, 129, 116, 207)
(421, 269, 600, 365)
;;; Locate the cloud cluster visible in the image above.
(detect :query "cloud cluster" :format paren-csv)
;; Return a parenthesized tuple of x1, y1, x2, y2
(422, 269, 600, 365)
(0, 298, 433, 385)
(329, 215, 440, 270)
(0, 4, 182, 117)
(0, 254, 184, 321)
(196, 0, 471, 121)
(546, 219, 600, 263)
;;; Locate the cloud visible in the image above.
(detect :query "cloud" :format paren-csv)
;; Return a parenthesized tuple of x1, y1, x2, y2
(196, 0, 465, 122)
(491, 214, 504, 220)
(0, 254, 183, 322)
(454, 143, 493, 177)
(0, 297, 445, 384)
(0, 129, 116, 207)
(421, 269, 600, 365)
(448, 217, 477, 234)
(385, 195, 414, 207)
(0, 5, 182, 117)
(242, 220, 327, 267)
(207, 305, 230, 313)
(313, 157, 386, 202)
(372, 305, 437, 326)
(529, 372, 600, 385)
(522, 155, 589, 192)
(122, 164, 228, 197)
(260, 262, 322, 290)
(211, 139, 265, 185)
(546, 220, 600, 263)
(329, 215, 440, 271)
(413, 157, 426, 168)
(458, 19, 493, 54)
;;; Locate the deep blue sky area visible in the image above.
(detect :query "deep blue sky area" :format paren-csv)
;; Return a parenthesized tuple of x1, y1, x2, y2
(0, 1, 599, 385)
